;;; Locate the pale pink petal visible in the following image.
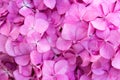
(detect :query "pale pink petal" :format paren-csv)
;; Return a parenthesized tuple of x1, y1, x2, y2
(91, 18, 107, 30)
(5, 38, 15, 56)
(30, 51, 42, 65)
(37, 38, 51, 53)
(55, 60, 68, 74)
(100, 42, 115, 59)
(112, 51, 120, 69)
(107, 30, 120, 47)
(106, 12, 120, 28)
(24, 15, 34, 26)
(42, 75, 54, 80)
(19, 6, 33, 17)
(56, 0, 70, 14)
(61, 23, 77, 40)
(43, 0, 56, 9)
(96, 27, 110, 39)
(42, 60, 55, 75)
(14, 55, 30, 66)
(19, 25, 29, 35)
(56, 37, 72, 51)
(34, 19, 49, 33)
(82, 6, 101, 21)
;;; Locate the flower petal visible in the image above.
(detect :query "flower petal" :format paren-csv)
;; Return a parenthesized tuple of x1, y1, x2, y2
(112, 51, 120, 69)
(14, 55, 30, 66)
(43, 0, 56, 9)
(34, 19, 49, 33)
(56, 37, 72, 51)
(100, 42, 115, 59)
(42, 60, 55, 75)
(56, 0, 70, 14)
(37, 38, 51, 53)
(30, 51, 42, 65)
(55, 60, 68, 74)
(91, 18, 107, 30)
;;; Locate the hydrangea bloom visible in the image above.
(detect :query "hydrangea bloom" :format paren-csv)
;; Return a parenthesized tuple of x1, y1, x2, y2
(1, 0, 120, 80)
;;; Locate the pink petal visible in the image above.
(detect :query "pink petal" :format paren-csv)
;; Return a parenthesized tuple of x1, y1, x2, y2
(5, 38, 15, 56)
(37, 38, 51, 53)
(10, 27, 19, 40)
(91, 18, 107, 30)
(19, 25, 29, 35)
(96, 27, 110, 39)
(56, 74, 69, 80)
(100, 42, 115, 59)
(55, 60, 68, 74)
(19, 6, 33, 17)
(30, 51, 42, 65)
(0, 34, 7, 53)
(79, 50, 90, 67)
(107, 30, 120, 47)
(80, 74, 90, 80)
(0, 69, 8, 80)
(56, 0, 70, 14)
(24, 15, 34, 26)
(34, 19, 49, 33)
(0, 21, 11, 36)
(19, 65, 32, 76)
(63, 52, 76, 65)
(56, 37, 72, 51)
(43, 0, 56, 9)
(42, 60, 55, 75)
(13, 70, 30, 80)
(82, 6, 101, 21)
(106, 12, 120, 27)
(61, 23, 77, 40)
(112, 51, 120, 69)
(14, 55, 30, 66)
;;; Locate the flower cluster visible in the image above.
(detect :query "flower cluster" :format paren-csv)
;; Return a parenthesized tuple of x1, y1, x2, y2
(0, 0, 120, 80)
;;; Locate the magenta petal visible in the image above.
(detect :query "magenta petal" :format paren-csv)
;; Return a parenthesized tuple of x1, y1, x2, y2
(56, 37, 72, 51)
(0, 69, 8, 80)
(100, 42, 115, 59)
(80, 74, 90, 80)
(56, 0, 70, 14)
(43, 0, 56, 9)
(55, 60, 68, 74)
(15, 55, 30, 66)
